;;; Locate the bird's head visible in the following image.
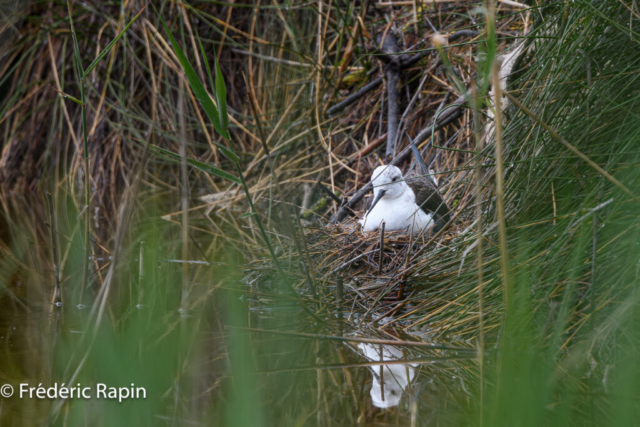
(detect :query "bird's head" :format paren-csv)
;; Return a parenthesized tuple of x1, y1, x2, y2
(367, 165, 406, 213)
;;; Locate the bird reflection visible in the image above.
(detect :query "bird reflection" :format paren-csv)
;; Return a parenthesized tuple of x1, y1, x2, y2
(358, 344, 416, 409)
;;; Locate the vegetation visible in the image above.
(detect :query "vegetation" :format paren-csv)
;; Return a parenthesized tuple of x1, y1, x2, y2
(1, 0, 640, 426)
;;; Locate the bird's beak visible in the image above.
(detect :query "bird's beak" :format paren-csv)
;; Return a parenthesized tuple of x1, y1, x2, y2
(367, 189, 386, 213)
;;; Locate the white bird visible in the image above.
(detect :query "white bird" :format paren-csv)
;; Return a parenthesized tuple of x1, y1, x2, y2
(357, 344, 417, 409)
(358, 164, 450, 233)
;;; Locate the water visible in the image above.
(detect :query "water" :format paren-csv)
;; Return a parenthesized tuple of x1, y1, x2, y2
(0, 194, 478, 426)
(0, 281, 476, 426)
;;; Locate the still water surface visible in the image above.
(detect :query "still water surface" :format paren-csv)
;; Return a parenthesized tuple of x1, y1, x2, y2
(0, 294, 478, 425)
(0, 196, 478, 425)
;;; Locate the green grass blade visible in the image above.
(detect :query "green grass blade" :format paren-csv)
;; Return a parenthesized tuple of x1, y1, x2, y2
(158, 14, 235, 152)
(215, 56, 229, 134)
(66, 0, 84, 78)
(195, 31, 216, 98)
(51, 86, 85, 106)
(195, 30, 234, 158)
(195, 30, 237, 162)
(152, 145, 241, 184)
(81, 6, 146, 80)
(482, 9, 497, 91)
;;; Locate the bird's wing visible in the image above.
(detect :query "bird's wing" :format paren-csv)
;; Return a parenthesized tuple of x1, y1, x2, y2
(405, 169, 451, 223)
(410, 140, 429, 176)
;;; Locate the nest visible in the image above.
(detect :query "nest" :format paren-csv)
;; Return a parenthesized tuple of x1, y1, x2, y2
(245, 212, 468, 328)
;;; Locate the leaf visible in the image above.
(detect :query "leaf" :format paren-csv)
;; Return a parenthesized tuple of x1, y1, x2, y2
(152, 145, 242, 184)
(239, 212, 256, 218)
(51, 86, 84, 106)
(158, 14, 238, 161)
(196, 30, 234, 158)
(195, 30, 229, 137)
(82, 6, 146, 79)
(195, 32, 216, 100)
(482, 14, 497, 91)
(214, 57, 229, 134)
(66, 0, 84, 78)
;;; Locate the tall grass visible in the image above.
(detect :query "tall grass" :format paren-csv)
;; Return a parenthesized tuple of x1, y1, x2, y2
(0, 0, 640, 426)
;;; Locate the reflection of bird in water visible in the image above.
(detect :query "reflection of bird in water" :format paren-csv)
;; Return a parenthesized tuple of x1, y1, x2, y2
(359, 138, 450, 234)
(358, 344, 417, 409)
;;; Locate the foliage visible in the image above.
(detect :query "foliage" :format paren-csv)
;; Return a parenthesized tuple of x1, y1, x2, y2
(0, 0, 640, 426)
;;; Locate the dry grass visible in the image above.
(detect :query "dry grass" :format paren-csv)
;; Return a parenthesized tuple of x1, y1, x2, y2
(2, 1, 640, 424)
(0, 1, 526, 339)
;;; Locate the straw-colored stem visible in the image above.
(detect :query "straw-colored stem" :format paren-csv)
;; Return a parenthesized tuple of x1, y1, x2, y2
(81, 90, 90, 303)
(472, 86, 485, 420)
(46, 191, 61, 305)
(179, 78, 189, 312)
(492, 62, 511, 308)
(378, 221, 385, 275)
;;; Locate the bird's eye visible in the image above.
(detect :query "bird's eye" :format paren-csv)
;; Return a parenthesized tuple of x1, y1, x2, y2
(391, 176, 398, 182)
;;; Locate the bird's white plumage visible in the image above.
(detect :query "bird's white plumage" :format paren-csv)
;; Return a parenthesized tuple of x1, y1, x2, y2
(359, 165, 434, 233)
(358, 343, 416, 408)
